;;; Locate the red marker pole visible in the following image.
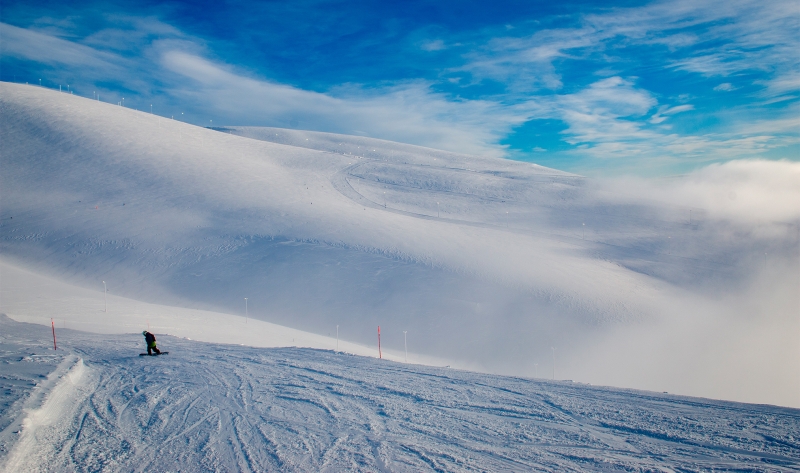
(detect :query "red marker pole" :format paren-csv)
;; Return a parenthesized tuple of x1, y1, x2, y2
(51, 318, 57, 350)
(377, 326, 382, 359)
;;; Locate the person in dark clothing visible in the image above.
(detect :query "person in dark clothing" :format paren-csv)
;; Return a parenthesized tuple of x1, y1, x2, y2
(142, 331, 161, 355)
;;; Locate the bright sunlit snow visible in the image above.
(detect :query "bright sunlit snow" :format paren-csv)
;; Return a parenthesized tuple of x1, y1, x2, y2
(2, 315, 799, 471)
(1, 82, 799, 471)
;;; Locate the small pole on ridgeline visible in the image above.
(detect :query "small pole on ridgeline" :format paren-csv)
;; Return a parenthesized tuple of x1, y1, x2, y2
(244, 297, 248, 324)
(336, 325, 339, 352)
(103, 280, 107, 312)
(378, 326, 382, 359)
(51, 318, 57, 350)
(403, 330, 408, 363)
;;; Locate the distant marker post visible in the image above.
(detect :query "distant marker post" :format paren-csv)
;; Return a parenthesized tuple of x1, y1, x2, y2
(244, 297, 248, 324)
(403, 330, 408, 363)
(336, 325, 339, 352)
(378, 326, 382, 359)
(51, 318, 57, 350)
(103, 280, 107, 312)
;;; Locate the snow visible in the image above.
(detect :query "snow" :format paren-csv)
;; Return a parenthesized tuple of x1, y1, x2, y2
(1, 80, 800, 469)
(1, 315, 798, 472)
(0, 258, 424, 364)
(1, 82, 799, 467)
(1, 82, 798, 409)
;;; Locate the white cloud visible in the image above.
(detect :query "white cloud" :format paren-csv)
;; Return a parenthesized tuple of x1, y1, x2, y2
(526, 76, 659, 145)
(612, 159, 800, 225)
(0, 22, 121, 70)
(714, 83, 736, 91)
(458, 27, 597, 91)
(462, 0, 800, 99)
(649, 104, 694, 123)
(420, 39, 446, 51)
(159, 51, 528, 157)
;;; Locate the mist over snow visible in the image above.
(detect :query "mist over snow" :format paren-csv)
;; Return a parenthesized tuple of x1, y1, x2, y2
(1, 83, 798, 409)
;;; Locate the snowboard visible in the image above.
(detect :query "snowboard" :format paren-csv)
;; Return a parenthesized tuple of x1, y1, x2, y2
(139, 352, 169, 356)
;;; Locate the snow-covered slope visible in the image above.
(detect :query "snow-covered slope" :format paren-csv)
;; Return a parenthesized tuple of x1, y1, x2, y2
(1, 82, 798, 407)
(2, 316, 798, 472)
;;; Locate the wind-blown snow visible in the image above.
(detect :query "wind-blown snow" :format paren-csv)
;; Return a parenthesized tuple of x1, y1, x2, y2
(1, 82, 798, 409)
(2, 316, 798, 472)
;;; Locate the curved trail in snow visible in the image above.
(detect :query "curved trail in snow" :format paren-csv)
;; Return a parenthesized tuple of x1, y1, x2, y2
(329, 160, 733, 273)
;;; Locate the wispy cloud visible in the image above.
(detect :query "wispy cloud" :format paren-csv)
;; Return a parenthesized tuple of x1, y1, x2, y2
(0, 22, 121, 70)
(160, 51, 528, 156)
(420, 39, 446, 52)
(649, 104, 694, 124)
(713, 83, 736, 92)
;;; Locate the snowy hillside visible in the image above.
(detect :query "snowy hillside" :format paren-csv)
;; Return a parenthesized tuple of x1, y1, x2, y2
(2, 316, 799, 472)
(1, 82, 799, 408)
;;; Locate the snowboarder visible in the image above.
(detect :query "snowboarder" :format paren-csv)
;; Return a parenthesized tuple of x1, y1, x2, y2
(142, 330, 161, 355)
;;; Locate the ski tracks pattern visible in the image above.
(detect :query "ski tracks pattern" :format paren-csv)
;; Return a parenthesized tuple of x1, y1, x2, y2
(5, 330, 799, 472)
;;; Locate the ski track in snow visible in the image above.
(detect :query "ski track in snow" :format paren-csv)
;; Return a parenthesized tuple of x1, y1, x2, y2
(2, 317, 798, 472)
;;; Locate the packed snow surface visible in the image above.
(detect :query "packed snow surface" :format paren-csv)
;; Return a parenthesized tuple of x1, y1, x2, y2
(2, 316, 799, 472)
(1, 82, 799, 410)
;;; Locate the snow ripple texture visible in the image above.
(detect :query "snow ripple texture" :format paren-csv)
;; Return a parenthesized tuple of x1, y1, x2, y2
(2, 318, 798, 472)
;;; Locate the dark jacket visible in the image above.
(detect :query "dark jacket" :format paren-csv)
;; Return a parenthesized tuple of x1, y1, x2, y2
(144, 332, 156, 345)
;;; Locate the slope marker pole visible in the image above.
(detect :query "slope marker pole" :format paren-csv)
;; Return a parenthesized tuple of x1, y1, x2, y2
(403, 330, 408, 363)
(244, 297, 248, 324)
(378, 326, 382, 359)
(51, 318, 57, 350)
(336, 325, 339, 352)
(103, 280, 107, 312)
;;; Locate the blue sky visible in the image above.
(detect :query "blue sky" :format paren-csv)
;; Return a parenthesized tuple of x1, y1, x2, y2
(1, 0, 797, 175)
